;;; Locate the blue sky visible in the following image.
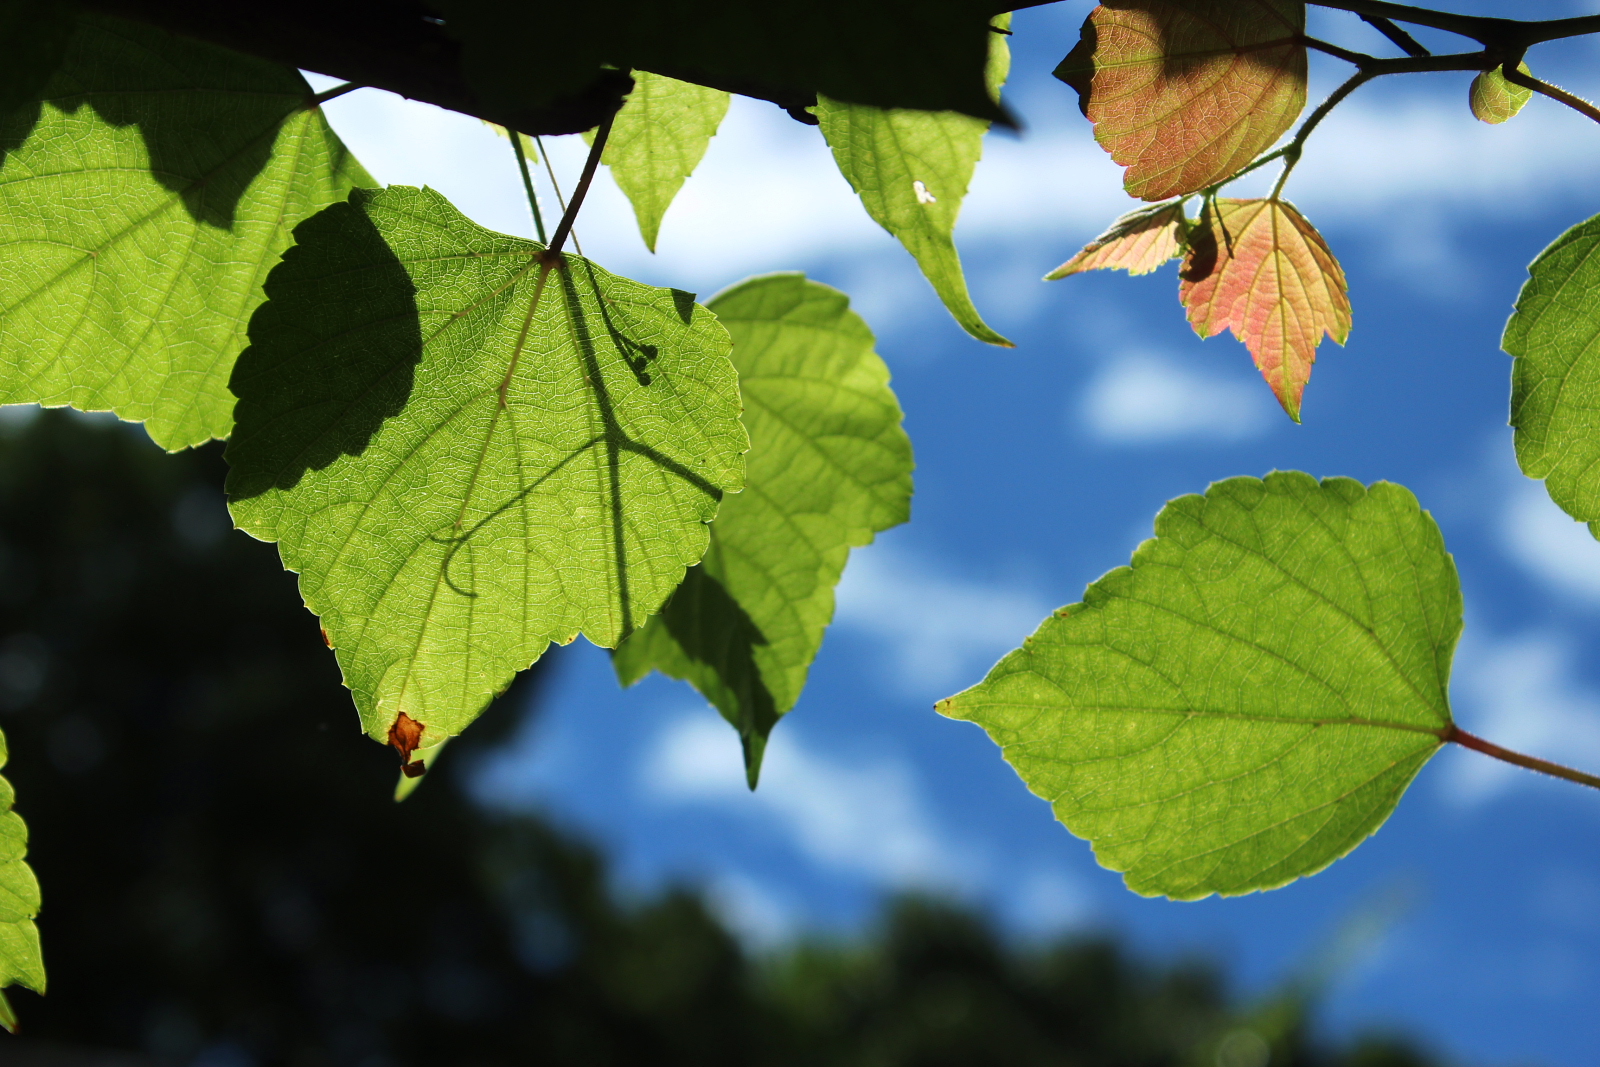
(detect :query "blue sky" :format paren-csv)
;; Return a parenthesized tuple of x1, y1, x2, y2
(314, 4, 1600, 1064)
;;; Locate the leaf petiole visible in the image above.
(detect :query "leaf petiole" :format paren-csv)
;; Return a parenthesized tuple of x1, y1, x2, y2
(1447, 725, 1600, 792)
(547, 111, 615, 257)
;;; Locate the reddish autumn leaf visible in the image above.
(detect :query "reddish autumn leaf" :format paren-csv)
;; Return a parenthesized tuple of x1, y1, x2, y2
(1178, 198, 1350, 421)
(1057, 0, 1307, 201)
(1046, 202, 1186, 279)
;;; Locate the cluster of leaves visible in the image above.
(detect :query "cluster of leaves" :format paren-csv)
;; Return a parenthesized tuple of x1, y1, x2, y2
(4, 0, 1600, 1019)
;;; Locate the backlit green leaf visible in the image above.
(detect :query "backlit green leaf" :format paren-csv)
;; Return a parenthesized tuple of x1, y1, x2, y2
(1506, 211, 1600, 530)
(0, 10, 371, 449)
(614, 274, 913, 784)
(815, 15, 1012, 347)
(1470, 63, 1533, 124)
(939, 473, 1458, 900)
(598, 71, 729, 253)
(0, 727, 44, 1021)
(227, 186, 746, 756)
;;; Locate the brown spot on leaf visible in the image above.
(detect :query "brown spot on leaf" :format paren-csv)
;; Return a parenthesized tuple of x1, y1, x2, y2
(401, 759, 427, 778)
(320, 627, 333, 648)
(387, 711, 426, 767)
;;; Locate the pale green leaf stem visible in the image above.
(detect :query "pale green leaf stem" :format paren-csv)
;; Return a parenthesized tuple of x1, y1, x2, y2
(615, 273, 913, 783)
(0, 10, 372, 449)
(0, 727, 44, 1027)
(595, 71, 729, 252)
(939, 473, 1460, 900)
(815, 15, 1012, 347)
(1506, 211, 1600, 533)
(227, 185, 746, 754)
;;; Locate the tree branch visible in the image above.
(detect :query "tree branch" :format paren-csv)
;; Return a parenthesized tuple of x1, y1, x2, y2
(78, 0, 633, 135)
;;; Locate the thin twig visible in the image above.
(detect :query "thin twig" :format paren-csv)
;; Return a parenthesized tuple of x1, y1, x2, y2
(1448, 725, 1600, 792)
(1270, 69, 1375, 199)
(546, 113, 614, 258)
(309, 81, 361, 107)
(1302, 36, 1374, 66)
(1359, 13, 1430, 56)
(1502, 63, 1600, 127)
(510, 133, 548, 244)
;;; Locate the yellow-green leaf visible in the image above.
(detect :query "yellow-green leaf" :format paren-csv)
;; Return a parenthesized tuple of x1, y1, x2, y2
(815, 16, 1012, 346)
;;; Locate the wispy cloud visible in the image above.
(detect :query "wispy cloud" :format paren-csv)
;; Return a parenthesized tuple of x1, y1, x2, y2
(1442, 630, 1600, 806)
(833, 547, 1053, 696)
(645, 711, 971, 890)
(1077, 352, 1276, 445)
(1500, 478, 1600, 605)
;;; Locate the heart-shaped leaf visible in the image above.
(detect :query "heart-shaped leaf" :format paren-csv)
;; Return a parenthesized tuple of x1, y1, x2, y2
(227, 186, 746, 755)
(939, 473, 1459, 900)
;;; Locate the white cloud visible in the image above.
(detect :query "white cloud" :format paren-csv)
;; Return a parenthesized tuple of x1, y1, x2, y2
(1078, 352, 1276, 444)
(833, 547, 1053, 695)
(1501, 478, 1600, 604)
(1442, 631, 1600, 806)
(645, 711, 970, 890)
(703, 870, 798, 950)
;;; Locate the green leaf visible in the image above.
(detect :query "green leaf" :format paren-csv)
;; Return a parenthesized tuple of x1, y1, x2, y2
(1506, 211, 1600, 529)
(0, 728, 43, 1012)
(0, 10, 372, 450)
(1470, 63, 1533, 124)
(596, 71, 729, 253)
(815, 15, 1012, 347)
(938, 473, 1459, 900)
(226, 186, 746, 754)
(614, 274, 913, 784)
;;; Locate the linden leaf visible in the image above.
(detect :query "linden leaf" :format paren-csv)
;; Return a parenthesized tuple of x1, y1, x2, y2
(816, 15, 1012, 346)
(1470, 63, 1533, 124)
(0, 9, 371, 449)
(1505, 211, 1600, 530)
(226, 186, 746, 749)
(0, 728, 44, 1025)
(939, 473, 1459, 900)
(1056, 0, 1307, 200)
(1045, 202, 1185, 279)
(613, 273, 913, 785)
(597, 71, 730, 253)
(1178, 198, 1349, 422)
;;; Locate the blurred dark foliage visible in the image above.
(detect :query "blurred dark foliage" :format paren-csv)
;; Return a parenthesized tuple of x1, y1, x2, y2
(0, 409, 1446, 1067)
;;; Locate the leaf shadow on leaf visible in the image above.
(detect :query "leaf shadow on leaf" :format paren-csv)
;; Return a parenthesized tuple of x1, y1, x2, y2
(225, 197, 423, 501)
(30, 14, 306, 229)
(656, 565, 779, 781)
(542, 259, 726, 638)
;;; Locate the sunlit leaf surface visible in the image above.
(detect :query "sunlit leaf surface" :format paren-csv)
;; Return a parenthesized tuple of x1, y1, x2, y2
(227, 186, 746, 753)
(0, 11, 370, 448)
(615, 274, 912, 783)
(1056, 0, 1306, 200)
(940, 473, 1459, 900)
